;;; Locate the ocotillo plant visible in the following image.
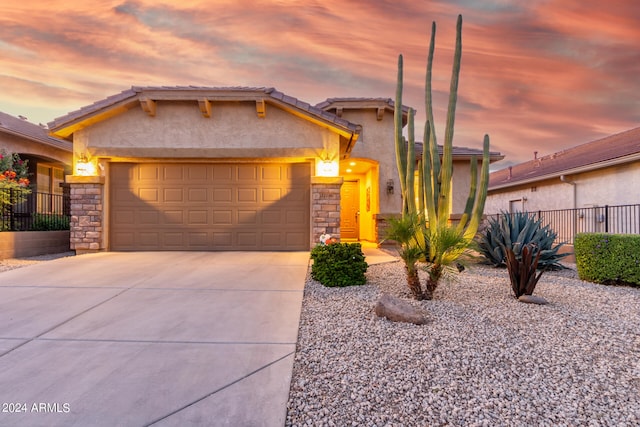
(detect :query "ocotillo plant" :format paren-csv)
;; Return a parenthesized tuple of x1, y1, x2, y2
(392, 14, 492, 299)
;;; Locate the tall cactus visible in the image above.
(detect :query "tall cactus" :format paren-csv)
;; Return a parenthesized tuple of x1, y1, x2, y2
(394, 13, 490, 238)
(391, 14, 492, 299)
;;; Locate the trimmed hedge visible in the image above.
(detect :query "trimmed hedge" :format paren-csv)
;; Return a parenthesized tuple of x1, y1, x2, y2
(574, 233, 640, 286)
(310, 243, 368, 287)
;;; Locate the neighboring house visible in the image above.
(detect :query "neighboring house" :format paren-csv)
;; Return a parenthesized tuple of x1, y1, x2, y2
(48, 86, 502, 253)
(0, 111, 72, 207)
(486, 126, 640, 213)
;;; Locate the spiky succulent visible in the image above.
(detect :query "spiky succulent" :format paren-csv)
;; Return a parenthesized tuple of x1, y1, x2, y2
(477, 211, 568, 270)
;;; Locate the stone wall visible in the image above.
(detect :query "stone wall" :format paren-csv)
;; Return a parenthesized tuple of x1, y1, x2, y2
(311, 177, 343, 246)
(67, 176, 105, 253)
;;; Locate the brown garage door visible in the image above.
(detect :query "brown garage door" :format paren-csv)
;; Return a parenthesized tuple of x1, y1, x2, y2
(110, 162, 310, 251)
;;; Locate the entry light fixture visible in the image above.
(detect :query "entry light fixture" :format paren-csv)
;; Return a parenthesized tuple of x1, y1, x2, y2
(318, 158, 339, 177)
(76, 154, 96, 176)
(387, 179, 394, 194)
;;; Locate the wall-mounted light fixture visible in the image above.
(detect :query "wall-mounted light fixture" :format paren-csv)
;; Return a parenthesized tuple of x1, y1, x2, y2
(386, 179, 394, 194)
(317, 158, 339, 177)
(75, 154, 96, 176)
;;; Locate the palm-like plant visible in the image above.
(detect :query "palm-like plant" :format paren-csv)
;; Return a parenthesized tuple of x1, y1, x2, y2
(423, 225, 470, 300)
(383, 214, 426, 300)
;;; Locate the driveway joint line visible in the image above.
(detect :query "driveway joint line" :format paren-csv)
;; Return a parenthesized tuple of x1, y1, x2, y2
(0, 287, 133, 359)
(144, 350, 296, 426)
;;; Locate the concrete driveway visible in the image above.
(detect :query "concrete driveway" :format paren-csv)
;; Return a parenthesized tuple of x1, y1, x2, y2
(0, 251, 309, 427)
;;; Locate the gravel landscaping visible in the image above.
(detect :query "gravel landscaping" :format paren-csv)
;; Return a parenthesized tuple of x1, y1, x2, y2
(286, 260, 640, 426)
(0, 252, 75, 273)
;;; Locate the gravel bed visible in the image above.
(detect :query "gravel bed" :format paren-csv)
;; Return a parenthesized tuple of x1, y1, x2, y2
(0, 252, 75, 273)
(286, 261, 640, 426)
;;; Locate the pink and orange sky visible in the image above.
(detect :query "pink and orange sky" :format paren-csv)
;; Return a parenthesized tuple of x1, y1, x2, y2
(1, 0, 639, 166)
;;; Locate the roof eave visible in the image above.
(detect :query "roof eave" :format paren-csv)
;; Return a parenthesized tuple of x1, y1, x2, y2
(489, 153, 640, 191)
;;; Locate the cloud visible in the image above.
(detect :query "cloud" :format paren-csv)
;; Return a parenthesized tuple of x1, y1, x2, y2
(0, 0, 638, 165)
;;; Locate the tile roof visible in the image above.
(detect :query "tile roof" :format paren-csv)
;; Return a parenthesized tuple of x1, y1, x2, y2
(316, 97, 406, 111)
(489, 126, 640, 190)
(0, 111, 72, 151)
(49, 86, 361, 136)
(414, 141, 504, 162)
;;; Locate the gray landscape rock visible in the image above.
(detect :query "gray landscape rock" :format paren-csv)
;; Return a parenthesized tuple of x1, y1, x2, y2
(518, 294, 549, 305)
(374, 293, 429, 324)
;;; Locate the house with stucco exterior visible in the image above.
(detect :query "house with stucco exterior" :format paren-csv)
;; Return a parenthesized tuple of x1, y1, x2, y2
(485, 126, 640, 242)
(0, 112, 72, 196)
(486, 127, 640, 213)
(48, 86, 502, 253)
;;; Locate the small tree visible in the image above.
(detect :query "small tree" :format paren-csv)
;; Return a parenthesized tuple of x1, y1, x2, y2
(0, 150, 31, 219)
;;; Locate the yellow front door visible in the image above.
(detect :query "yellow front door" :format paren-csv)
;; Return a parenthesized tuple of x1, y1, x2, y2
(340, 180, 359, 240)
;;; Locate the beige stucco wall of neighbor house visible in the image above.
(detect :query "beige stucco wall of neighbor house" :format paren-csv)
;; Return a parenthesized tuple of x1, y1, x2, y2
(0, 132, 71, 165)
(571, 163, 640, 207)
(485, 179, 573, 214)
(73, 101, 340, 160)
(485, 161, 640, 215)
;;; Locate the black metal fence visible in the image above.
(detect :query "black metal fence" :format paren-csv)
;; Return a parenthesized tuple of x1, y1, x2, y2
(0, 188, 70, 231)
(488, 204, 640, 244)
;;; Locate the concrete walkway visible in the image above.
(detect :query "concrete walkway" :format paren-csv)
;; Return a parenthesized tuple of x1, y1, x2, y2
(0, 251, 309, 427)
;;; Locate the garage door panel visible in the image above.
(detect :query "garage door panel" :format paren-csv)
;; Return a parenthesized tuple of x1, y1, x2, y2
(188, 210, 209, 224)
(163, 165, 184, 180)
(164, 211, 184, 224)
(138, 165, 159, 180)
(110, 162, 310, 251)
(237, 188, 257, 202)
(188, 188, 208, 202)
(139, 189, 159, 202)
(262, 188, 282, 202)
(237, 165, 258, 180)
(213, 210, 232, 224)
(238, 210, 257, 224)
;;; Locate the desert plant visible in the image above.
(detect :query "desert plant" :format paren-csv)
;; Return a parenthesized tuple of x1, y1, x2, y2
(423, 224, 470, 299)
(477, 211, 568, 269)
(383, 213, 426, 299)
(504, 243, 546, 298)
(393, 14, 491, 299)
(310, 242, 368, 287)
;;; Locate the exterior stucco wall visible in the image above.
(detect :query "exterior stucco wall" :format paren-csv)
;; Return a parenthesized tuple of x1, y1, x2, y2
(485, 161, 640, 214)
(74, 101, 338, 159)
(572, 163, 640, 206)
(0, 132, 71, 165)
(338, 110, 401, 215)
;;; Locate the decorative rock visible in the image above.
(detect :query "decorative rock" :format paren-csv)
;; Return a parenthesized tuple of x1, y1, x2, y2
(518, 294, 549, 305)
(374, 294, 429, 324)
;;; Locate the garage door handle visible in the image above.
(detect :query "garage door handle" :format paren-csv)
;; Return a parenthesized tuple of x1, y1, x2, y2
(356, 211, 359, 223)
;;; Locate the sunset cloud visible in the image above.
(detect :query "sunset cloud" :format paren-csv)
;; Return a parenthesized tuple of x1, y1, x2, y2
(0, 0, 638, 165)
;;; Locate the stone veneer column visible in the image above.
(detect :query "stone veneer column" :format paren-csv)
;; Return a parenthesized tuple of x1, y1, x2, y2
(310, 176, 343, 247)
(66, 176, 105, 254)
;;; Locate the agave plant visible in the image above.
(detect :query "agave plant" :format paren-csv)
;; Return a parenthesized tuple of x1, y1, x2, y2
(477, 211, 568, 270)
(504, 243, 546, 298)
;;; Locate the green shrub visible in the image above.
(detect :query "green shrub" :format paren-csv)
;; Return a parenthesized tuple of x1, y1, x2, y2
(574, 233, 640, 286)
(31, 213, 70, 231)
(310, 243, 368, 287)
(477, 211, 568, 270)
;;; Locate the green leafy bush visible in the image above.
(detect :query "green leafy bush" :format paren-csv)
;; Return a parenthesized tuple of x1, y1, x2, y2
(477, 211, 568, 270)
(574, 233, 640, 286)
(31, 213, 70, 231)
(310, 243, 368, 287)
